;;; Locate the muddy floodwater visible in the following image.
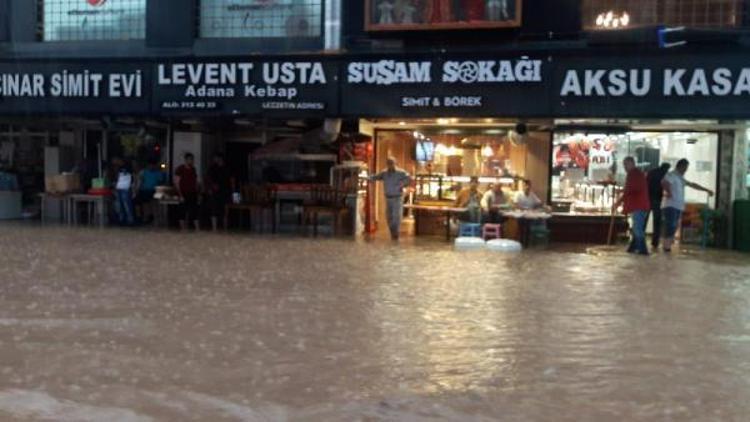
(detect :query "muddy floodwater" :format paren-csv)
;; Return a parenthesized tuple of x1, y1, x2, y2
(0, 224, 750, 421)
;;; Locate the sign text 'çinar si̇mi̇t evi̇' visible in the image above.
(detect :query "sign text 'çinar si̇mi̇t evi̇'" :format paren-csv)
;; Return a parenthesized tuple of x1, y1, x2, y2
(560, 67, 750, 97)
(0, 71, 142, 98)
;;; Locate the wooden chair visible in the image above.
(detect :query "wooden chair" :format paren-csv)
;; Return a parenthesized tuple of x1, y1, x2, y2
(302, 186, 348, 237)
(225, 185, 255, 231)
(248, 185, 277, 234)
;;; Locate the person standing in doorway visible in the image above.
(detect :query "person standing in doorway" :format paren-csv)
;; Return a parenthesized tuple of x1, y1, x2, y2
(115, 161, 135, 226)
(205, 153, 232, 232)
(661, 158, 714, 252)
(646, 162, 671, 249)
(175, 153, 200, 231)
(370, 157, 412, 241)
(614, 157, 650, 255)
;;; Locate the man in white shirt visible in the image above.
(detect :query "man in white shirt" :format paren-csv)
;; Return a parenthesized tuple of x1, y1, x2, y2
(661, 158, 713, 252)
(514, 179, 543, 210)
(115, 163, 135, 226)
(370, 157, 412, 241)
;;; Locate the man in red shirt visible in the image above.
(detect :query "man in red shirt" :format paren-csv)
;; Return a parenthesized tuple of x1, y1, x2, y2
(174, 153, 200, 231)
(614, 156, 650, 255)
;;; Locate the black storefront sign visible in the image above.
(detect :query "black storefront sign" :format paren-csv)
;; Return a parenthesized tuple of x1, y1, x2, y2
(340, 56, 551, 118)
(153, 60, 339, 116)
(553, 54, 750, 119)
(3, 54, 750, 119)
(0, 61, 150, 115)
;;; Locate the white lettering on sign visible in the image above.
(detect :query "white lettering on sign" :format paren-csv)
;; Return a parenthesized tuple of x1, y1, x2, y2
(245, 85, 299, 100)
(347, 61, 432, 85)
(262, 62, 327, 85)
(157, 62, 326, 86)
(442, 58, 542, 83)
(560, 69, 651, 97)
(664, 68, 750, 96)
(0, 73, 46, 97)
(158, 63, 255, 85)
(562, 67, 750, 98)
(109, 71, 142, 98)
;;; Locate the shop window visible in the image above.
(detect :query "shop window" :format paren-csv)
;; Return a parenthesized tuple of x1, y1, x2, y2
(365, 0, 523, 31)
(374, 129, 537, 203)
(198, 0, 323, 38)
(551, 132, 718, 213)
(38, 0, 147, 41)
(582, 0, 743, 29)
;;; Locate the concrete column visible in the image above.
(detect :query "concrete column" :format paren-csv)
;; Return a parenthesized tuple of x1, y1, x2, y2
(324, 0, 341, 51)
(8, 0, 37, 43)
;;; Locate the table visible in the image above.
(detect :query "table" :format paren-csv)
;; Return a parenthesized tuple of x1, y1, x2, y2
(155, 198, 181, 228)
(547, 212, 628, 244)
(69, 194, 110, 228)
(405, 204, 467, 241)
(501, 211, 552, 248)
(39, 193, 72, 226)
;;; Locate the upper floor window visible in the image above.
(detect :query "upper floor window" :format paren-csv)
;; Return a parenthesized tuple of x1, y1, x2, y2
(583, 0, 743, 30)
(39, 0, 146, 41)
(198, 0, 323, 38)
(365, 0, 523, 31)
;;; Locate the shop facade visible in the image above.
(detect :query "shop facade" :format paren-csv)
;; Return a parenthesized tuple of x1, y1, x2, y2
(337, 51, 749, 245)
(0, 48, 747, 243)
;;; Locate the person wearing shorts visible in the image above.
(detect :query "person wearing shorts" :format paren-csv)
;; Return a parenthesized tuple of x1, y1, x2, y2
(661, 159, 714, 252)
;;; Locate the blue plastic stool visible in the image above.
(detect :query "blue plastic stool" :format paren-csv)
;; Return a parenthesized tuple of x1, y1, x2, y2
(458, 222, 482, 238)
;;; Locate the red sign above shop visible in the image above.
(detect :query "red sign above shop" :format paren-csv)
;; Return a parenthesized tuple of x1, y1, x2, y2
(365, 0, 523, 31)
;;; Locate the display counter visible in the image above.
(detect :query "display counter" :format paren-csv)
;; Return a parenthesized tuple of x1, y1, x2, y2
(548, 212, 628, 244)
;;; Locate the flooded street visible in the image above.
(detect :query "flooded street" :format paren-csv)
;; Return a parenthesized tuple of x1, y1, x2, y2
(0, 224, 749, 421)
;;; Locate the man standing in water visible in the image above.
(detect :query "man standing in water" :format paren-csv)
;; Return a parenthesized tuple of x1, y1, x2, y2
(661, 158, 713, 252)
(646, 162, 671, 249)
(174, 153, 200, 231)
(614, 156, 650, 255)
(370, 157, 412, 241)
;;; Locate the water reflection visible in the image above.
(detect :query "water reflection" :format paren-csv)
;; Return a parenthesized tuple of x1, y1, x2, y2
(0, 224, 749, 420)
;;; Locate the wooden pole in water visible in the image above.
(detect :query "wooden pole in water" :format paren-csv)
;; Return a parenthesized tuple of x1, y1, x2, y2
(607, 207, 616, 246)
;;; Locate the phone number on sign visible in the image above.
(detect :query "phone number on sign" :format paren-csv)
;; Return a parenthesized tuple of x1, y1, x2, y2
(161, 101, 219, 110)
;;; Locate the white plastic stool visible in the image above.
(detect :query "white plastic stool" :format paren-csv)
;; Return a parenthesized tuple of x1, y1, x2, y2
(486, 238, 522, 252)
(454, 237, 486, 251)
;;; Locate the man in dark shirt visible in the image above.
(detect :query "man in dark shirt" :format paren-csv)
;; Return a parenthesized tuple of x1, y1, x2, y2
(205, 153, 232, 231)
(646, 163, 671, 249)
(175, 153, 200, 231)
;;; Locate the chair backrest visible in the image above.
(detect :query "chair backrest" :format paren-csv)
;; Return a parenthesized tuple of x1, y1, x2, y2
(311, 185, 338, 205)
(253, 185, 277, 205)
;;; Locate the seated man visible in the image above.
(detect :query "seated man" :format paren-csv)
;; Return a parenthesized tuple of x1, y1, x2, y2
(455, 176, 483, 223)
(481, 183, 508, 223)
(514, 179, 543, 210)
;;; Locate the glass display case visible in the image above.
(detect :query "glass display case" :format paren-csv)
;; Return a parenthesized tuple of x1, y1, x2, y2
(414, 174, 516, 202)
(552, 181, 622, 214)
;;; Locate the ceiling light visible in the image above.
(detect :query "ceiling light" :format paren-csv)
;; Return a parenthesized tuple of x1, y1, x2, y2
(437, 118, 450, 125)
